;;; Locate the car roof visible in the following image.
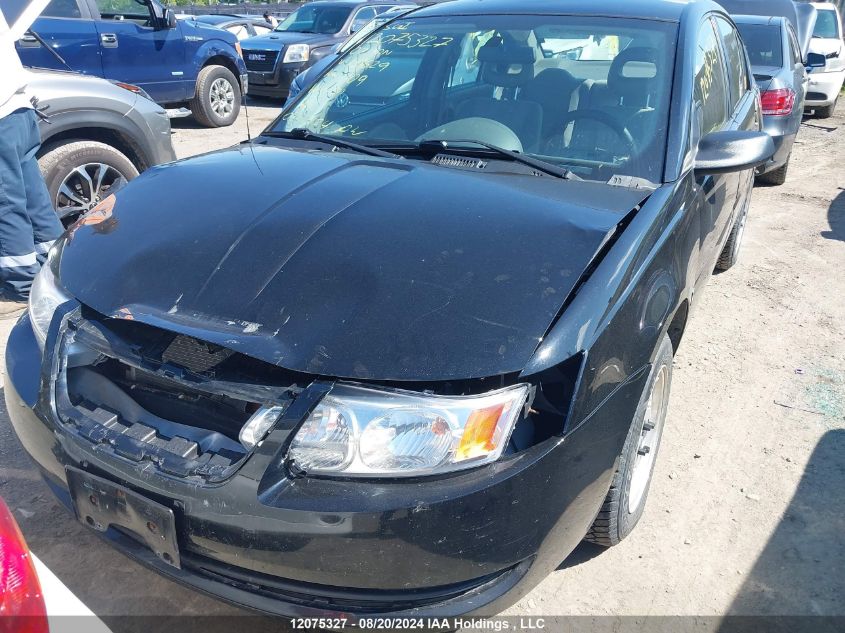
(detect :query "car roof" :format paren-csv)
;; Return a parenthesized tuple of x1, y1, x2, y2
(192, 14, 242, 24)
(412, 0, 719, 22)
(304, 0, 407, 5)
(732, 14, 786, 27)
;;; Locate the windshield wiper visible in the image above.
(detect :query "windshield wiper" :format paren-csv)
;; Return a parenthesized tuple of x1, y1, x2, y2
(417, 139, 580, 180)
(264, 129, 401, 159)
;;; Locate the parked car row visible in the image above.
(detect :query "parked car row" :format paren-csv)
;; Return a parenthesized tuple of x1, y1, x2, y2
(18, 0, 248, 128)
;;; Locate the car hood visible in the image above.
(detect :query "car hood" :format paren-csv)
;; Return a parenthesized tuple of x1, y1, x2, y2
(241, 31, 336, 51)
(809, 37, 843, 56)
(59, 144, 648, 381)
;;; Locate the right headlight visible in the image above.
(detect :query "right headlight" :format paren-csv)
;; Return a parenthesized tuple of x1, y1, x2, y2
(288, 383, 530, 478)
(28, 242, 72, 351)
(283, 44, 310, 64)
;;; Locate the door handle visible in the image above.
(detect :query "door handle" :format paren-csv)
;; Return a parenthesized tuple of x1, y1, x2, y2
(100, 33, 118, 48)
(18, 32, 40, 47)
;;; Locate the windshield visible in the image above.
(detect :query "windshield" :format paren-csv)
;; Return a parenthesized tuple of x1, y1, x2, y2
(275, 5, 352, 35)
(736, 23, 784, 67)
(273, 14, 678, 184)
(813, 9, 840, 39)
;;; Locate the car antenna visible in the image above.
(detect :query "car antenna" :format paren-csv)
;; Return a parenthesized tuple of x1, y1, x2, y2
(26, 29, 74, 73)
(243, 87, 252, 142)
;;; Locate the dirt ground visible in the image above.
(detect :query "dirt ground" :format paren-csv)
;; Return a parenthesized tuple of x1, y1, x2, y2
(0, 96, 842, 629)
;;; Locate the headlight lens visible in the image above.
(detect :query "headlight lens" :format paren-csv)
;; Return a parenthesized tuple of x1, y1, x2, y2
(288, 383, 529, 477)
(28, 244, 72, 350)
(283, 44, 310, 64)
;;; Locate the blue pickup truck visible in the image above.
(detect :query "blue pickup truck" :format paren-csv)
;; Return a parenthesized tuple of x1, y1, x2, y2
(18, 0, 248, 127)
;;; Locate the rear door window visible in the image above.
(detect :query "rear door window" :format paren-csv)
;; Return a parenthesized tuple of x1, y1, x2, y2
(787, 25, 802, 66)
(694, 18, 731, 135)
(714, 16, 750, 111)
(42, 0, 83, 18)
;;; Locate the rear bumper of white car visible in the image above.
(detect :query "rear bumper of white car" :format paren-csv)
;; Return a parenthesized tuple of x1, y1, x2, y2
(806, 69, 845, 107)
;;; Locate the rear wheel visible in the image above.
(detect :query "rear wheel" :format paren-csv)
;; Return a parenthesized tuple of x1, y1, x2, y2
(585, 335, 673, 547)
(756, 157, 789, 186)
(39, 140, 138, 226)
(190, 65, 241, 128)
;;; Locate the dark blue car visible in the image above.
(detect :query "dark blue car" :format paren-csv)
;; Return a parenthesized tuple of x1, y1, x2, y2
(17, 0, 248, 127)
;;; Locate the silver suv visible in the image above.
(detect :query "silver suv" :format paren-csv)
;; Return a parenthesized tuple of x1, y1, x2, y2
(28, 69, 177, 223)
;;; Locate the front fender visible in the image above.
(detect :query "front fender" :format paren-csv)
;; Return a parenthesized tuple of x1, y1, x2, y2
(38, 108, 154, 170)
(523, 177, 700, 428)
(191, 40, 247, 81)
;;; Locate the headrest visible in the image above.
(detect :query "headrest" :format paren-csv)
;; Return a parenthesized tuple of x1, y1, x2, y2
(608, 46, 660, 104)
(477, 37, 537, 88)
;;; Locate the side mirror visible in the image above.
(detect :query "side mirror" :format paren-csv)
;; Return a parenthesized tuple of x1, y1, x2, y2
(163, 8, 177, 29)
(806, 52, 826, 69)
(694, 130, 775, 176)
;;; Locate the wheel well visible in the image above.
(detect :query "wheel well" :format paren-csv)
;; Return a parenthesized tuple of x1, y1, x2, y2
(39, 128, 148, 171)
(204, 55, 242, 88)
(666, 300, 689, 355)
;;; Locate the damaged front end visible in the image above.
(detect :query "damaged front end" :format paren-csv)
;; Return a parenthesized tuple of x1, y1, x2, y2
(52, 308, 305, 484)
(4, 290, 606, 616)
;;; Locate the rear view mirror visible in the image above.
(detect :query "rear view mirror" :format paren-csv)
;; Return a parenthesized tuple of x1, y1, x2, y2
(164, 8, 177, 29)
(806, 52, 826, 68)
(694, 130, 775, 175)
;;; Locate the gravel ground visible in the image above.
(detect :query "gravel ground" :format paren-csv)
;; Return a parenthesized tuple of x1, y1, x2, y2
(0, 99, 843, 630)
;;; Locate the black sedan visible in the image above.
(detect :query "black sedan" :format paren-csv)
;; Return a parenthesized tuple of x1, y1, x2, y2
(6, 0, 773, 620)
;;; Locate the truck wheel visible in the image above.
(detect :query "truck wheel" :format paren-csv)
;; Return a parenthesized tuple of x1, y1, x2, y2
(39, 140, 139, 225)
(756, 157, 789, 186)
(715, 195, 750, 272)
(191, 65, 241, 128)
(585, 334, 673, 547)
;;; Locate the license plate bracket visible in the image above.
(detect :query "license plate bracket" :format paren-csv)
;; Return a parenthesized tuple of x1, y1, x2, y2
(66, 467, 181, 569)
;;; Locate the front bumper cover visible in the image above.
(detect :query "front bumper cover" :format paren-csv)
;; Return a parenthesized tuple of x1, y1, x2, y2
(806, 69, 845, 107)
(5, 310, 645, 617)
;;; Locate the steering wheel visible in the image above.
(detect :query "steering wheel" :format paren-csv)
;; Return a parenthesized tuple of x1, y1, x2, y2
(549, 110, 638, 161)
(416, 118, 524, 153)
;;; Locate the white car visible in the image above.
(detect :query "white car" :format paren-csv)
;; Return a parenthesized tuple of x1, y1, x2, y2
(807, 2, 845, 117)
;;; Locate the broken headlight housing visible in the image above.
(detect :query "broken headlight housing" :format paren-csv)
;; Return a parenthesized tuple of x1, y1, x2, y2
(288, 383, 530, 478)
(29, 241, 72, 351)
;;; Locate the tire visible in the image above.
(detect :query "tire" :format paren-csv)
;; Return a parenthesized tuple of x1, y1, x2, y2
(585, 334, 673, 547)
(39, 140, 139, 225)
(715, 194, 750, 272)
(756, 157, 789, 186)
(190, 65, 241, 128)
(815, 99, 837, 119)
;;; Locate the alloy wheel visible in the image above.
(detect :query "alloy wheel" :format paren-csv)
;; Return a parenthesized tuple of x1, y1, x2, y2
(210, 77, 235, 119)
(628, 364, 669, 514)
(56, 163, 128, 220)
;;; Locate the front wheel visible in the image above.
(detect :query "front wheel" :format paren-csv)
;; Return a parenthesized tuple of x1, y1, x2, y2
(190, 65, 241, 128)
(39, 140, 138, 226)
(585, 334, 673, 547)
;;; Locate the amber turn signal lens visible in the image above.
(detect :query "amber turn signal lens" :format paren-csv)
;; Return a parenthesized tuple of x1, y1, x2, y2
(455, 404, 506, 461)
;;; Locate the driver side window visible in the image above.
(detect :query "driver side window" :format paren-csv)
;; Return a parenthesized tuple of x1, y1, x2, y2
(95, 0, 152, 24)
(694, 18, 730, 136)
